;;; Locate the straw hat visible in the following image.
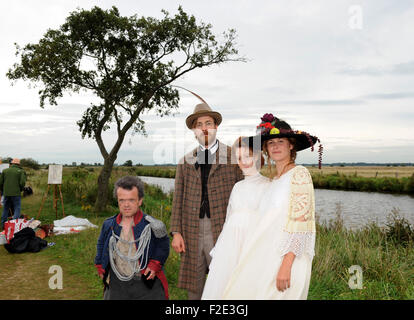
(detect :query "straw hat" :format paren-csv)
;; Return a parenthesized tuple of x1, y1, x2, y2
(185, 103, 222, 129)
(172, 85, 222, 129)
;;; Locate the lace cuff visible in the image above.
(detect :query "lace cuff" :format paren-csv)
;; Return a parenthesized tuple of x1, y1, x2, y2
(279, 231, 315, 259)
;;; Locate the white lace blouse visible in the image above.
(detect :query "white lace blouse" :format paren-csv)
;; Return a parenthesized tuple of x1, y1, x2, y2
(265, 165, 316, 259)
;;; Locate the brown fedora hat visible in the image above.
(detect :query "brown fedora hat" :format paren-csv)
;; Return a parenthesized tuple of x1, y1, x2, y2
(185, 103, 222, 129)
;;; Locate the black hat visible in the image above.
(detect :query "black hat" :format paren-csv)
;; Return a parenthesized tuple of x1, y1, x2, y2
(247, 113, 323, 168)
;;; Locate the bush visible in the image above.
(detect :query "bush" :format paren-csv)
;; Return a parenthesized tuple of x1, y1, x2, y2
(385, 209, 414, 247)
(403, 174, 414, 194)
(20, 158, 41, 170)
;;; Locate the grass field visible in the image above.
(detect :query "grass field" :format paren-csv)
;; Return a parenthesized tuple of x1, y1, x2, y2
(307, 166, 414, 178)
(1, 166, 413, 300)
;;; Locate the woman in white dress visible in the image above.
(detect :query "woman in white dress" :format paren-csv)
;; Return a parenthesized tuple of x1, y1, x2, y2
(222, 113, 322, 300)
(201, 136, 269, 300)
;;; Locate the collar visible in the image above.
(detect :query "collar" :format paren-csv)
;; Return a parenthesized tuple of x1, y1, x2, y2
(199, 139, 219, 154)
(116, 209, 143, 225)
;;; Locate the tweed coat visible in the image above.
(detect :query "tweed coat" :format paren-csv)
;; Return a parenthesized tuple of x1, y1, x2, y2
(170, 140, 244, 292)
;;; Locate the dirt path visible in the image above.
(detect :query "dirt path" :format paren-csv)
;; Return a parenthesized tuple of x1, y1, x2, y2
(0, 246, 98, 300)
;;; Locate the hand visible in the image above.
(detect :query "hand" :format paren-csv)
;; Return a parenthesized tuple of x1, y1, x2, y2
(172, 233, 186, 253)
(98, 273, 104, 280)
(276, 263, 292, 292)
(144, 268, 156, 280)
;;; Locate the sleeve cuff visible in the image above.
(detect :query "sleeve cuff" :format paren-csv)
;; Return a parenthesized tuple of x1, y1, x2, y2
(95, 264, 105, 276)
(147, 259, 162, 274)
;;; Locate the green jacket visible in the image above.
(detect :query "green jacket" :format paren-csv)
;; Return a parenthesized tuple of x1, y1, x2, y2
(0, 164, 26, 197)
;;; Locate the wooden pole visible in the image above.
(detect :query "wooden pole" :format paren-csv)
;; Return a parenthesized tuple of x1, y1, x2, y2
(37, 184, 50, 220)
(58, 184, 65, 217)
(54, 185, 58, 219)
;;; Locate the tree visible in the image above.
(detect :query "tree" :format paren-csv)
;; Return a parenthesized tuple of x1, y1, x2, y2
(123, 160, 133, 167)
(7, 6, 245, 213)
(20, 158, 41, 170)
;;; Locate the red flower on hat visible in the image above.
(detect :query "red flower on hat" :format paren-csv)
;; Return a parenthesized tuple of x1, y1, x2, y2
(261, 113, 275, 122)
(259, 122, 274, 129)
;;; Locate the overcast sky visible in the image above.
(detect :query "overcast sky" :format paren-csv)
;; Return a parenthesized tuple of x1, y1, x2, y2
(1, 0, 413, 165)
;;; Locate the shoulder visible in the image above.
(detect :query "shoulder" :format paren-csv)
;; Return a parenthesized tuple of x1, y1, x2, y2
(102, 214, 117, 228)
(291, 165, 312, 184)
(177, 148, 198, 166)
(218, 141, 232, 154)
(143, 214, 168, 238)
(232, 179, 244, 190)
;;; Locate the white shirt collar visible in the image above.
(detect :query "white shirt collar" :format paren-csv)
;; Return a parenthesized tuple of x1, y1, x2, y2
(200, 139, 219, 154)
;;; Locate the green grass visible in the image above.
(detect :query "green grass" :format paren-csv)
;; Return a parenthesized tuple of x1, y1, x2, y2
(2, 167, 413, 300)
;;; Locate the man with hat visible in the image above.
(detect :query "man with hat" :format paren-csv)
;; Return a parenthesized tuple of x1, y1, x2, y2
(170, 99, 244, 300)
(0, 158, 26, 229)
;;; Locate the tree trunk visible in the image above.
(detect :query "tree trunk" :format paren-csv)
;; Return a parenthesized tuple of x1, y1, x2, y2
(94, 156, 116, 214)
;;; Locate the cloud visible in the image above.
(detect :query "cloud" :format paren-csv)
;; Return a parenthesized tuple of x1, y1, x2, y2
(337, 60, 414, 76)
(281, 99, 365, 106)
(276, 91, 414, 107)
(361, 92, 414, 100)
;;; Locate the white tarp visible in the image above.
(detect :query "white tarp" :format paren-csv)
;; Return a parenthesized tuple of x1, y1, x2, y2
(53, 215, 98, 235)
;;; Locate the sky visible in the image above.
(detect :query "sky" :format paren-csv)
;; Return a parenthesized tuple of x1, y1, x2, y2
(0, 0, 413, 165)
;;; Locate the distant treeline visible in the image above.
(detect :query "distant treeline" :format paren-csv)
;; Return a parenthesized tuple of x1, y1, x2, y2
(2, 156, 413, 170)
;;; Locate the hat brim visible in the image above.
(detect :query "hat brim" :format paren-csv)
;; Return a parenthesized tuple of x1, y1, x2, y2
(186, 111, 222, 129)
(261, 133, 318, 151)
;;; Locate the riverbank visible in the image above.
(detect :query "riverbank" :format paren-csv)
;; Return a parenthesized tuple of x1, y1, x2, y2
(2, 166, 413, 299)
(135, 166, 414, 195)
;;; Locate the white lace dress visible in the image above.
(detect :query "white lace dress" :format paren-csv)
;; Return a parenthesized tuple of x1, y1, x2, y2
(222, 165, 316, 300)
(201, 172, 270, 300)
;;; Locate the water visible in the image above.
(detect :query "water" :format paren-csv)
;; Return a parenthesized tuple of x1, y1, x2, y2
(138, 176, 414, 230)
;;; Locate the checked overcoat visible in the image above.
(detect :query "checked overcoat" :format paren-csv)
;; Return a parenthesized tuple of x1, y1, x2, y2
(170, 141, 244, 292)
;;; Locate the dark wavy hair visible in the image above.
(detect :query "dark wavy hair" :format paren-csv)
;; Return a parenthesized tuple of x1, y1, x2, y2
(113, 176, 145, 199)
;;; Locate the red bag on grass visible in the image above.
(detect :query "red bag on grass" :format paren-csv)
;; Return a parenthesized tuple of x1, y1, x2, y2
(4, 218, 30, 243)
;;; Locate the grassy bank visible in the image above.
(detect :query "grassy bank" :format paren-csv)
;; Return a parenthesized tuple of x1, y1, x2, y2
(2, 166, 414, 299)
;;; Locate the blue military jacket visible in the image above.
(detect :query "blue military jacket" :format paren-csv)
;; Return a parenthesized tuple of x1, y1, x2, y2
(94, 210, 170, 271)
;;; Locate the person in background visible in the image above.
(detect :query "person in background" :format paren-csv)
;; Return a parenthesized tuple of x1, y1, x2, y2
(0, 158, 26, 230)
